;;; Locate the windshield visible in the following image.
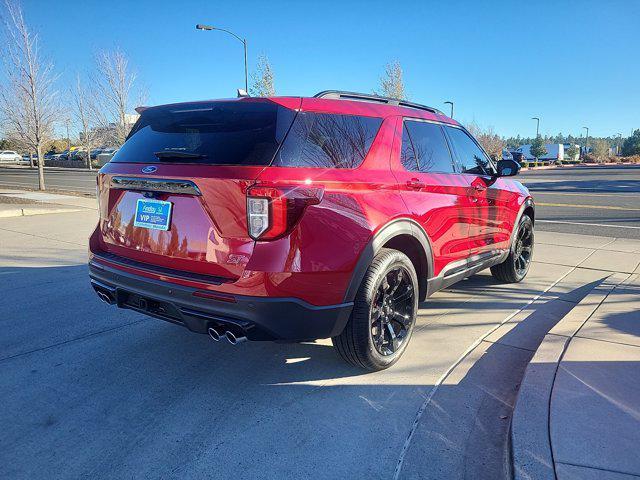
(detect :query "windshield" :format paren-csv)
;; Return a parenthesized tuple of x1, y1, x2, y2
(111, 100, 296, 165)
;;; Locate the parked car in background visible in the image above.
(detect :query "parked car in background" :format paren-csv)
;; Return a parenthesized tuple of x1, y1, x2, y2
(95, 148, 117, 166)
(0, 150, 22, 164)
(71, 150, 88, 161)
(89, 92, 534, 371)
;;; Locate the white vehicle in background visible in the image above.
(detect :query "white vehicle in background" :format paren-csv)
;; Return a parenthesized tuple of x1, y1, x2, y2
(0, 150, 22, 164)
(96, 148, 118, 167)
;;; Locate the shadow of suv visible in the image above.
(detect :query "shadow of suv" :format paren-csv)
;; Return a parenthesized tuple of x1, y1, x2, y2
(89, 90, 534, 370)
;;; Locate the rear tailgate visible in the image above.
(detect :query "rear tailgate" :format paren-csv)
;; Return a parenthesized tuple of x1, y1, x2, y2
(93, 98, 300, 281)
(96, 164, 264, 281)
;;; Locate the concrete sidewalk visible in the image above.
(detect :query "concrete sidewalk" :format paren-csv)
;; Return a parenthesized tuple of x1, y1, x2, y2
(512, 270, 640, 479)
(0, 189, 96, 218)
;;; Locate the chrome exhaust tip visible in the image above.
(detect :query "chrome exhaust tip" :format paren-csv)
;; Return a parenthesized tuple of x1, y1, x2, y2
(96, 290, 114, 305)
(208, 327, 223, 342)
(225, 330, 247, 345)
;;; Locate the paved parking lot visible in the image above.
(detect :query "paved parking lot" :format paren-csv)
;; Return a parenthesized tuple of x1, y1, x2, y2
(1, 209, 638, 479)
(519, 165, 640, 239)
(2, 164, 639, 238)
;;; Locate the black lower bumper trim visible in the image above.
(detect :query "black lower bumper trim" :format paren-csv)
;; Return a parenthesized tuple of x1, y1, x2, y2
(89, 259, 353, 341)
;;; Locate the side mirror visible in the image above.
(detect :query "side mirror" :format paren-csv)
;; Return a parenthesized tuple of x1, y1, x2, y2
(496, 158, 520, 177)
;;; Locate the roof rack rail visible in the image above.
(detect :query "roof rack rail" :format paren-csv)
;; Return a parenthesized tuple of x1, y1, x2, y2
(314, 90, 445, 115)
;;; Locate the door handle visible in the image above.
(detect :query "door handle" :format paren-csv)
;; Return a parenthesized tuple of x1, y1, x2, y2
(406, 179, 425, 190)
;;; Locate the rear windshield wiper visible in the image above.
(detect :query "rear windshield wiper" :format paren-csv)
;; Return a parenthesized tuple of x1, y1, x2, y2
(153, 151, 207, 160)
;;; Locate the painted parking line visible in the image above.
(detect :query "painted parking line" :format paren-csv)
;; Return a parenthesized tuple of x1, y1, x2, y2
(537, 220, 640, 230)
(536, 202, 640, 211)
(531, 191, 640, 198)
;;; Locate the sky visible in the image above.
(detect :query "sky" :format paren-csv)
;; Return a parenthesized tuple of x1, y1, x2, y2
(13, 0, 640, 138)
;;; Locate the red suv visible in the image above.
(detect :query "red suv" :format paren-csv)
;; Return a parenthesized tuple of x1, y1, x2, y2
(89, 91, 534, 370)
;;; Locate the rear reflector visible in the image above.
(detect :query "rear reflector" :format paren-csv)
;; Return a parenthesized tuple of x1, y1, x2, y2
(193, 290, 237, 303)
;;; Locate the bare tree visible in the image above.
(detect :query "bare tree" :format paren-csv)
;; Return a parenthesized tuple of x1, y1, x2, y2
(71, 74, 103, 169)
(249, 54, 276, 97)
(0, 0, 59, 189)
(94, 49, 138, 146)
(466, 121, 506, 160)
(375, 60, 407, 100)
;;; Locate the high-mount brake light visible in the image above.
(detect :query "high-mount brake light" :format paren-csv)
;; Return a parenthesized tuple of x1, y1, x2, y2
(247, 185, 323, 240)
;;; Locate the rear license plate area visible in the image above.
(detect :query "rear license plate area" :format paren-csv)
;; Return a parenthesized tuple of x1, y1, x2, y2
(134, 198, 172, 231)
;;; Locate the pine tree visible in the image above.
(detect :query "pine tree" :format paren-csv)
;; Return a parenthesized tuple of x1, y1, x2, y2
(530, 136, 547, 160)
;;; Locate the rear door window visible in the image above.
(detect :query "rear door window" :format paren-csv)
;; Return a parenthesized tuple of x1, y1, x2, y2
(111, 100, 296, 165)
(272, 112, 382, 169)
(445, 126, 493, 175)
(401, 120, 455, 173)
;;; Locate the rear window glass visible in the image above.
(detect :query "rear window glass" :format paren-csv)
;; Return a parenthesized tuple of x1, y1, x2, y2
(111, 101, 295, 165)
(272, 112, 382, 169)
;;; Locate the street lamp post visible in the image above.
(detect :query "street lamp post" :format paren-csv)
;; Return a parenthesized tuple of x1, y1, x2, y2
(196, 23, 248, 93)
(444, 101, 454, 118)
(583, 126, 589, 157)
(616, 132, 622, 156)
(531, 117, 540, 137)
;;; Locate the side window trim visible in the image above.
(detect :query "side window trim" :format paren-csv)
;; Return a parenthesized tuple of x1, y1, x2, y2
(401, 120, 420, 172)
(402, 118, 457, 174)
(441, 125, 463, 173)
(444, 124, 497, 176)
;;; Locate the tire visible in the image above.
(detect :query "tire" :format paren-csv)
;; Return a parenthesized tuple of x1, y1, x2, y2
(332, 248, 419, 371)
(491, 214, 534, 283)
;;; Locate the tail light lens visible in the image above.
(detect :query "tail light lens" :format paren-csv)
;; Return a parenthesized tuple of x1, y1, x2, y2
(247, 185, 323, 240)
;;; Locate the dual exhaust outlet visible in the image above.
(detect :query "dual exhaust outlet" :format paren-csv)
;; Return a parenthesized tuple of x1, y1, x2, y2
(95, 289, 116, 305)
(208, 327, 247, 345)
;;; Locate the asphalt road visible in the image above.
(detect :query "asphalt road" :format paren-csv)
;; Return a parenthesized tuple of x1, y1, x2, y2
(2, 164, 639, 238)
(4, 209, 630, 479)
(519, 165, 640, 239)
(0, 166, 97, 195)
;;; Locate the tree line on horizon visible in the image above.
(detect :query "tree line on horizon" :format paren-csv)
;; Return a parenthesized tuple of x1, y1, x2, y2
(1, 0, 639, 191)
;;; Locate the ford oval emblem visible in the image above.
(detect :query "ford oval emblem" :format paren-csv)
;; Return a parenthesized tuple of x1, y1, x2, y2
(141, 166, 157, 174)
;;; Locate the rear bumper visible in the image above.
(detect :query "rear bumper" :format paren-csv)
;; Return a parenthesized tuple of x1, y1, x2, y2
(89, 259, 353, 341)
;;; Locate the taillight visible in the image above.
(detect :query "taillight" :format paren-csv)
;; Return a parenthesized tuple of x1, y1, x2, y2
(247, 185, 323, 240)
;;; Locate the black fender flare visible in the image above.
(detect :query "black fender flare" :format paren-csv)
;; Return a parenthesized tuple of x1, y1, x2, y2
(510, 197, 535, 253)
(343, 218, 434, 303)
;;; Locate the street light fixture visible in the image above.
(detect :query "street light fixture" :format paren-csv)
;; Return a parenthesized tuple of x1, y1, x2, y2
(531, 117, 540, 137)
(444, 101, 454, 118)
(196, 23, 248, 94)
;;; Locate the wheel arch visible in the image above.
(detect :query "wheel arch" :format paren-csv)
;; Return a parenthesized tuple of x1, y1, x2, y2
(343, 218, 434, 303)
(510, 197, 535, 252)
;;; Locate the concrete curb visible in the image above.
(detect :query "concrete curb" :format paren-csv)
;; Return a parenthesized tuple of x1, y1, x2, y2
(510, 277, 623, 480)
(0, 206, 85, 218)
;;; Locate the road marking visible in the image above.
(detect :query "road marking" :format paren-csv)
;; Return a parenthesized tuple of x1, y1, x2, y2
(536, 202, 640, 211)
(531, 191, 640, 198)
(537, 220, 640, 230)
(392, 267, 581, 480)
